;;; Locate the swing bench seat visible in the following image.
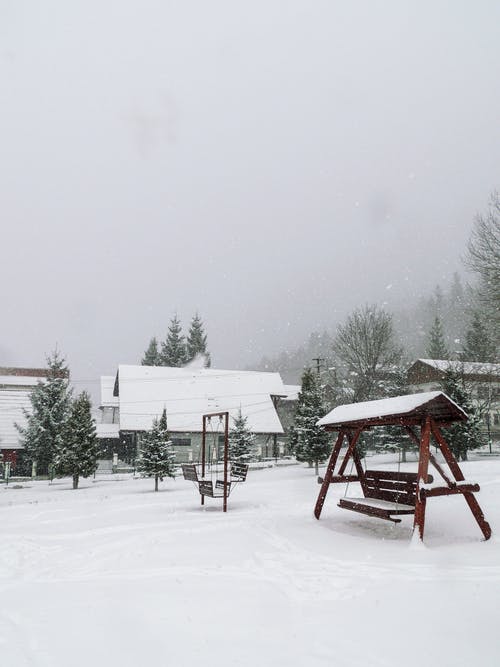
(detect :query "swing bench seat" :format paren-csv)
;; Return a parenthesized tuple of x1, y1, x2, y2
(198, 479, 231, 498)
(338, 470, 433, 523)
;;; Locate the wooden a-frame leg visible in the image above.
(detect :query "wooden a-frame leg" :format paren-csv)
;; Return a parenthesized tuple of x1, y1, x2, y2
(314, 430, 345, 520)
(431, 422, 492, 540)
(413, 417, 431, 541)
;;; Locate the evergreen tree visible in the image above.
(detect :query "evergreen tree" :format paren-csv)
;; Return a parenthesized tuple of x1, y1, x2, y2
(142, 337, 161, 366)
(440, 366, 484, 461)
(229, 409, 255, 462)
(290, 368, 330, 474)
(460, 312, 497, 362)
(160, 316, 187, 367)
(426, 316, 449, 359)
(137, 409, 176, 491)
(55, 391, 99, 489)
(17, 350, 72, 476)
(186, 313, 211, 367)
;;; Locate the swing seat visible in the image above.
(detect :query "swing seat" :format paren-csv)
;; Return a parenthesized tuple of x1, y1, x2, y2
(230, 462, 249, 482)
(338, 470, 433, 522)
(198, 479, 232, 498)
(181, 464, 199, 482)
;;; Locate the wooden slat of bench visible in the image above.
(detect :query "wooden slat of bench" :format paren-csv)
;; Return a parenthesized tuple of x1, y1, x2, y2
(338, 498, 411, 523)
(364, 470, 418, 482)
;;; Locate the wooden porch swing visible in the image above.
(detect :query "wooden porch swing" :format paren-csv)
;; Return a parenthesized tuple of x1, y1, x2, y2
(314, 392, 491, 542)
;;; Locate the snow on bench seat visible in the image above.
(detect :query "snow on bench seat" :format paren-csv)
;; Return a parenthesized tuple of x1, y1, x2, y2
(342, 496, 415, 511)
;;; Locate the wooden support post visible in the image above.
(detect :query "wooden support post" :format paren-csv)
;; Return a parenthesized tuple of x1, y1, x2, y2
(430, 421, 491, 540)
(223, 412, 229, 513)
(201, 416, 206, 506)
(413, 417, 431, 540)
(352, 448, 368, 496)
(314, 430, 345, 519)
(337, 427, 363, 476)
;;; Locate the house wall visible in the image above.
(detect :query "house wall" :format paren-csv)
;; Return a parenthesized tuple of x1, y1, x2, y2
(407, 371, 500, 444)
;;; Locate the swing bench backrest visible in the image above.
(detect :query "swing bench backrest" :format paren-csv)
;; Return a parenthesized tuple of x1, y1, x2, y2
(230, 462, 249, 482)
(181, 464, 199, 483)
(363, 470, 433, 507)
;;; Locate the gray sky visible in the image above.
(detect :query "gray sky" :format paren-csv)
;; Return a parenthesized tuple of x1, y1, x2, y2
(1, 1, 499, 398)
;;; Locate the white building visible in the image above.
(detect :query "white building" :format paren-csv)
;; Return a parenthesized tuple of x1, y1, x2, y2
(97, 365, 297, 463)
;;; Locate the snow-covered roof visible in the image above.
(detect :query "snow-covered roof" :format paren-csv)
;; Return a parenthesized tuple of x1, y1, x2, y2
(281, 384, 301, 401)
(116, 365, 285, 434)
(414, 359, 500, 377)
(100, 376, 119, 407)
(96, 423, 120, 439)
(317, 391, 467, 429)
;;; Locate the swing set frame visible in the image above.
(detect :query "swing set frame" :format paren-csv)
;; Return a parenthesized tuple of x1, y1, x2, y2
(181, 411, 249, 512)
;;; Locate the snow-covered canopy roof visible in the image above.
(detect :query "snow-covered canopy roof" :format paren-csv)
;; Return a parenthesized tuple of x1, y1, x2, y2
(115, 365, 286, 434)
(412, 359, 500, 377)
(317, 391, 467, 430)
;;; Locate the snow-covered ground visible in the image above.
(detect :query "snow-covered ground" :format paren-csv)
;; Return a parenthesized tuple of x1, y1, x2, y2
(1, 456, 499, 667)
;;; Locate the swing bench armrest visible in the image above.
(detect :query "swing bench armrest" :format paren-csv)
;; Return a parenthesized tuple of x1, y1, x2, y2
(317, 475, 359, 485)
(420, 482, 480, 499)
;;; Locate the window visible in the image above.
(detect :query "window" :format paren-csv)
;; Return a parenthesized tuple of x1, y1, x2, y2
(171, 437, 191, 447)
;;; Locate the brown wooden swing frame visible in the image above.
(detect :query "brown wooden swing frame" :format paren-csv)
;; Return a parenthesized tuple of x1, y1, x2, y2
(181, 411, 248, 512)
(314, 394, 491, 542)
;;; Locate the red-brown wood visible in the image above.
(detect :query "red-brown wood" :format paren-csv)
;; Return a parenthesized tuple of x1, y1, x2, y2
(413, 417, 431, 540)
(338, 427, 363, 476)
(314, 430, 346, 519)
(430, 421, 491, 540)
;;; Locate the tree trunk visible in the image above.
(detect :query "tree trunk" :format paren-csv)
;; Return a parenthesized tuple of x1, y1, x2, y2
(73, 474, 79, 489)
(155, 474, 159, 492)
(314, 460, 319, 475)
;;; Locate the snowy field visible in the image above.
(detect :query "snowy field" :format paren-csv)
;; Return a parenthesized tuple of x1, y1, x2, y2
(1, 457, 499, 667)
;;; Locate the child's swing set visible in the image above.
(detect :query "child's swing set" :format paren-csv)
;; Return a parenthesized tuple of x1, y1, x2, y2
(181, 411, 248, 512)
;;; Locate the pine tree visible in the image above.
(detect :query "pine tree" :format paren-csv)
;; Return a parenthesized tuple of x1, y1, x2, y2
(229, 409, 255, 462)
(142, 337, 161, 366)
(426, 316, 449, 359)
(160, 316, 187, 367)
(137, 409, 176, 491)
(55, 391, 99, 489)
(290, 368, 330, 474)
(440, 366, 484, 461)
(461, 312, 497, 362)
(17, 350, 72, 476)
(186, 313, 211, 367)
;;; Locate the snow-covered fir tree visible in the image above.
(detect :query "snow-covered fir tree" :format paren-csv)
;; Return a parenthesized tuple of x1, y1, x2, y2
(55, 391, 99, 489)
(137, 409, 176, 491)
(426, 315, 449, 359)
(460, 312, 497, 362)
(229, 409, 255, 462)
(17, 350, 72, 476)
(441, 366, 484, 461)
(186, 313, 210, 367)
(290, 368, 330, 474)
(142, 337, 161, 366)
(160, 316, 187, 367)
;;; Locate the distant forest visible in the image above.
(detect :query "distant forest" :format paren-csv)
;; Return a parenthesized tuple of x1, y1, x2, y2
(254, 272, 493, 385)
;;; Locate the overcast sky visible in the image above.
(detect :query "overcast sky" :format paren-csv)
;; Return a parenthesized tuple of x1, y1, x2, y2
(1, 1, 499, 398)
